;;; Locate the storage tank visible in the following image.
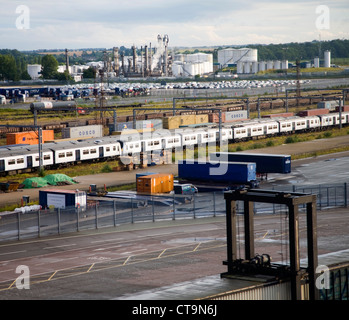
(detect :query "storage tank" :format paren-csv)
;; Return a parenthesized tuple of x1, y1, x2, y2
(27, 64, 42, 80)
(252, 61, 259, 74)
(281, 60, 289, 69)
(324, 50, 331, 68)
(237, 61, 244, 74)
(314, 57, 320, 68)
(183, 63, 195, 76)
(218, 48, 258, 67)
(258, 61, 266, 72)
(266, 61, 274, 70)
(274, 60, 281, 69)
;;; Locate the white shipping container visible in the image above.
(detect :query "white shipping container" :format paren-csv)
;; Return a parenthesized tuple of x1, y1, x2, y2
(62, 125, 103, 139)
(225, 111, 248, 122)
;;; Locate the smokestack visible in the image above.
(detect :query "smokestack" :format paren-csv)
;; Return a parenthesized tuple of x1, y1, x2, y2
(113, 47, 119, 75)
(144, 45, 148, 74)
(132, 45, 137, 73)
(65, 49, 69, 74)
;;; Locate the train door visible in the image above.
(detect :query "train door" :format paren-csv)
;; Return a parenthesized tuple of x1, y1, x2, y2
(0, 159, 4, 172)
(99, 146, 104, 158)
(75, 150, 81, 161)
(27, 156, 33, 168)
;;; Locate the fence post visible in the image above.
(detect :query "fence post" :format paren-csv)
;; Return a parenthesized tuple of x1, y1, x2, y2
(152, 196, 155, 222)
(213, 192, 216, 217)
(172, 193, 176, 220)
(113, 200, 117, 227)
(58, 208, 61, 235)
(17, 211, 20, 241)
(38, 210, 41, 238)
(131, 198, 134, 223)
(95, 202, 98, 229)
(76, 207, 80, 232)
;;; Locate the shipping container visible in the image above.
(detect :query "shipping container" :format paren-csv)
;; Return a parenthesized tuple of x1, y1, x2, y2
(39, 189, 86, 209)
(298, 109, 329, 117)
(6, 130, 54, 145)
(137, 173, 174, 194)
(210, 152, 291, 174)
(225, 110, 248, 122)
(335, 105, 349, 112)
(195, 114, 209, 124)
(317, 100, 340, 110)
(62, 125, 103, 139)
(178, 160, 256, 185)
(208, 113, 226, 123)
(262, 112, 294, 118)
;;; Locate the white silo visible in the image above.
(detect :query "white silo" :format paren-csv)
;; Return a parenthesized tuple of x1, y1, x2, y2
(281, 60, 289, 69)
(258, 61, 266, 72)
(237, 61, 244, 74)
(324, 50, 331, 68)
(314, 57, 320, 68)
(27, 64, 42, 80)
(274, 60, 281, 69)
(218, 48, 258, 67)
(252, 61, 258, 74)
(245, 62, 252, 73)
(267, 61, 274, 70)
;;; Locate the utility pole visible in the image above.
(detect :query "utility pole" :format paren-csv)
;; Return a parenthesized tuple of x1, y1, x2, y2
(296, 59, 301, 106)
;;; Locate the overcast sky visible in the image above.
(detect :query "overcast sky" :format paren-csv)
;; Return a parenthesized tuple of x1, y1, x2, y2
(0, 0, 348, 51)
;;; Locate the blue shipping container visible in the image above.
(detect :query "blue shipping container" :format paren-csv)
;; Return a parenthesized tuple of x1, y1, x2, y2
(210, 152, 291, 174)
(39, 189, 86, 209)
(178, 160, 256, 184)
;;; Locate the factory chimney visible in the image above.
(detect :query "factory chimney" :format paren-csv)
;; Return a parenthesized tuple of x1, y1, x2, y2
(132, 45, 137, 73)
(65, 49, 69, 74)
(113, 47, 119, 76)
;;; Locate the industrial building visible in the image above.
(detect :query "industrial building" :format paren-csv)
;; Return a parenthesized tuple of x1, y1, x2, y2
(217, 47, 289, 74)
(172, 53, 213, 77)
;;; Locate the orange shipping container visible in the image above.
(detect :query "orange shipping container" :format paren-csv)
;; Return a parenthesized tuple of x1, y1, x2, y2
(137, 173, 174, 194)
(6, 130, 54, 145)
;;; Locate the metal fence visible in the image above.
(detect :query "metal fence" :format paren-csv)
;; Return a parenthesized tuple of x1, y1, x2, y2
(0, 182, 348, 243)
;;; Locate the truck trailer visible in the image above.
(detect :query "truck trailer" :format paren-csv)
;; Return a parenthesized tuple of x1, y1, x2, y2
(178, 160, 257, 187)
(210, 152, 291, 174)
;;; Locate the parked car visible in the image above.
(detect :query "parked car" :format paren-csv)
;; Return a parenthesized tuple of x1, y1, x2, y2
(173, 184, 198, 195)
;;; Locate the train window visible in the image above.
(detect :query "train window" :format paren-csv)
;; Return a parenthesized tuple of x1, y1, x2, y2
(191, 136, 196, 140)
(58, 153, 65, 158)
(66, 152, 73, 157)
(83, 150, 89, 155)
(106, 147, 110, 152)
(35, 156, 39, 162)
(90, 149, 97, 154)
(44, 154, 51, 160)
(17, 158, 24, 164)
(184, 137, 190, 141)
(135, 144, 139, 148)
(154, 141, 160, 145)
(8, 159, 16, 165)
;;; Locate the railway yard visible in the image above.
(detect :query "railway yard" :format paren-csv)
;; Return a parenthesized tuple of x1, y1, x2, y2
(0, 78, 349, 301)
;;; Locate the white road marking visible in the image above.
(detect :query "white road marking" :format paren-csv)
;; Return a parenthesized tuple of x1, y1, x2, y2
(44, 244, 77, 250)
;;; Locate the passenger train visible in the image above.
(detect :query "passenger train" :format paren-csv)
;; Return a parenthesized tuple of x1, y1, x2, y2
(1, 111, 348, 176)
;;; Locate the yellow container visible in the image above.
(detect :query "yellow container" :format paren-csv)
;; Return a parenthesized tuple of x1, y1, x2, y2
(137, 173, 174, 194)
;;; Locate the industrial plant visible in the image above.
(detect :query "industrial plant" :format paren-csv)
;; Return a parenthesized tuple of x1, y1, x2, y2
(25, 34, 337, 81)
